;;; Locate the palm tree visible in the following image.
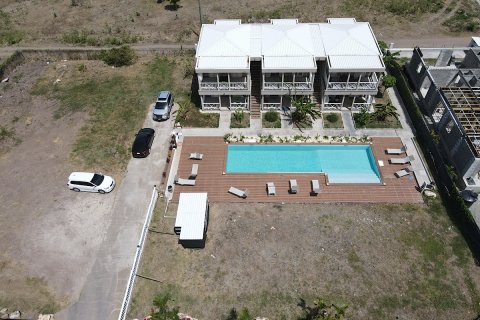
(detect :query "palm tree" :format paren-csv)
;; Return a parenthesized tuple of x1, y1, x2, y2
(291, 96, 321, 129)
(374, 102, 399, 121)
(378, 40, 400, 68)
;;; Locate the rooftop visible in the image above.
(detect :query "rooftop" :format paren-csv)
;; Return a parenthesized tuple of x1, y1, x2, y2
(195, 18, 384, 72)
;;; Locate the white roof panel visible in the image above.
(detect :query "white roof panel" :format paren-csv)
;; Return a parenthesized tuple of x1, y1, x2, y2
(195, 19, 383, 72)
(329, 55, 384, 71)
(175, 193, 208, 241)
(320, 23, 381, 56)
(197, 56, 249, 71)
(263, 56, 316, 71)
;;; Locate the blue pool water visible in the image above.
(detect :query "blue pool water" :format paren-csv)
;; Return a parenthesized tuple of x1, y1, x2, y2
(226, 144, 381, 184)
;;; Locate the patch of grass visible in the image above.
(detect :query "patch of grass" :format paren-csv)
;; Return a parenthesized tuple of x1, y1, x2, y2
(443, 2, 480, 32)
(347, 249, 363, 273)
(0, 10, 24, 45)
(176, 99, 219, 128)
(32, 56, 178, 172)
(62, 30, 142, 46)
(323, 112, 343, 128)
(230, 111, 250, 128)
(262, 112, 281, 128)
(0, 126, 15, 141)
(353, 113, 401, 128)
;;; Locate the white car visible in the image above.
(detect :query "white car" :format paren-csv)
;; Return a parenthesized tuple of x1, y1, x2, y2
(68, 172, 115, 194)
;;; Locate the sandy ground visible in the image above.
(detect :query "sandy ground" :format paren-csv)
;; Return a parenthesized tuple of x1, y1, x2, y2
(0, 61, 117, 315)
(0, 0, 479, 47)
(130, 201, 480, 320)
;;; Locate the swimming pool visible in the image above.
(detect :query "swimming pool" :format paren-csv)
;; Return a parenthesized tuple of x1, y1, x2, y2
(226, 144, 381, 184)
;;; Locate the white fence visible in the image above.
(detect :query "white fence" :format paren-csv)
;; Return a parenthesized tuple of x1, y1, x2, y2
(117, 186, 159, 320)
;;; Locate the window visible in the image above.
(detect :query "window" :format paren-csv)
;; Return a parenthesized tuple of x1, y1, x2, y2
(416, 62, 423, 73)
(445, 119, 455, 134)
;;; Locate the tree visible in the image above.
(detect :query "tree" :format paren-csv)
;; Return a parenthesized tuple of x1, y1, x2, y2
(298, 297, 348, 320)
(169, 0, 180, 10)
(354, 107, 370, 127)
(291, 96, 321, 129)
(382, 74, 396, 88)
(98, 45, 137, 67)
(151, 293, 179, 320)
(374, 102, 399, 121)
(377, 40, 400, 68)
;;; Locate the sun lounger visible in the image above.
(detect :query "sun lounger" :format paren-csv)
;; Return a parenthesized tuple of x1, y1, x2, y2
(386, 146, 407, 155)
(311, 180, 320, 195)
(389, 155, 415, 164)
(228, 186, 249, 198)
(395, 166, 415, 178)
(189, 152, 203, 160)
(289, 179, 298, 194)
(266, 182, 276, 196)
(174, 176, 196, 186)
(189, 164, 198, 179)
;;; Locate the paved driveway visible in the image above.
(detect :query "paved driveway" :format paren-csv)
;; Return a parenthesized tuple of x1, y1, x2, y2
(56, 109, 175, 320)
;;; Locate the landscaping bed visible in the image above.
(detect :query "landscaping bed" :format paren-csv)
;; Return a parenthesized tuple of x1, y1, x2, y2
(262, 111, 281, 128)
(323, 112, 343, 128)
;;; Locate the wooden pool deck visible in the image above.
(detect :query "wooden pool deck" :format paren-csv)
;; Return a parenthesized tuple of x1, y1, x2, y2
(170, 137, 423, 203)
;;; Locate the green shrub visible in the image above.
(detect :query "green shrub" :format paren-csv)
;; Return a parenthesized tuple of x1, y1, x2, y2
(98, 45, 137, 67)
(325, 113, 339, 123)
(264, 111, 279, 122)
(383, 74, 397, 88)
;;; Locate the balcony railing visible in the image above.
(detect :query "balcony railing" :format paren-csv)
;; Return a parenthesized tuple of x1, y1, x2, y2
(200, 82, 248, 91)
(326, 82, 378, 91)
(352, 103, 371, 110)
(202, 102, 220, 110)
(262, 102, 281, 110)
(263, 82, 312, 90)
(230, 102, 249, 110)
(323, 103, 343, 110)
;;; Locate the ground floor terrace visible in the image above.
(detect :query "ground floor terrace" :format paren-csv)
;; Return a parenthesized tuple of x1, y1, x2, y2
(200, 94, 375, 111)
(170, 136, 423, 203)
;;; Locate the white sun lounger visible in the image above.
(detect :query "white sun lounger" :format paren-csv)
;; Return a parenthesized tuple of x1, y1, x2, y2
(189, 164, 198, 179)
(174, 176, 196, 186)
(289, 179, 298, 194)
(189, 152, 203, 160)
(228, 186, 248, 198)
(395, 166, 415, 178)
(267, 182, 276, 196)
(386, 146, 407, 155)
(389, 155, 415, 164)
(311, 180, 320, 195)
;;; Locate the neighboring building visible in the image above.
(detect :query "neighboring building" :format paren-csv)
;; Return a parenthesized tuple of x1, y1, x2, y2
(194, 18, 385, 117)
(406, 47, 480, 191)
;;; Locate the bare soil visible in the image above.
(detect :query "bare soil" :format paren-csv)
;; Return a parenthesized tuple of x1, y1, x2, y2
(130, 201, 480, 320)
(0, 60, 117, 316)
(0, 0, 479, 47)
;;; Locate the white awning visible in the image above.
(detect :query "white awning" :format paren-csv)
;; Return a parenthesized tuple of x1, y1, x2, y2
(263, 56, 316, 72)
(196, 56, 249, 72)
(328, 55, 384, 72)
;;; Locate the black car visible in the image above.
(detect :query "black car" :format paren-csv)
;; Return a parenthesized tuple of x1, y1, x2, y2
(132, 128, 155, 158)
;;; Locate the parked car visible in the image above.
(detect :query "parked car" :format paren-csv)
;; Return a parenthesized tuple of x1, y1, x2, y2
(152, 91, 174, 121)
(68, 172, 115, 194)
(132, 128, 155, 158)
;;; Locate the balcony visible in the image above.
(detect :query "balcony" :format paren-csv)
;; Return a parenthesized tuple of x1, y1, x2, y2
(263, 82, 313, 90)
(230, 102, 249, 110)
(199, 82, 248, 91)
(327, 82, 377, 91)
(326, 73, 379, 92)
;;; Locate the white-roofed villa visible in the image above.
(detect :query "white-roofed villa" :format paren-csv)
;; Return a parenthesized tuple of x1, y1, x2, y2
(195, 18, 385, 119)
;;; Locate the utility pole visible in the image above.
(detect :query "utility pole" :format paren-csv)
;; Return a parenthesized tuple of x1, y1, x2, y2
(197, 0, 203, 26)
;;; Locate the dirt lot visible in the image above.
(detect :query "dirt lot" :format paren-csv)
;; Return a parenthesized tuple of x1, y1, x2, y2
(0, 60, 120, 315)
(1, 0, 479, 47)
(130, 200, 480, 319)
